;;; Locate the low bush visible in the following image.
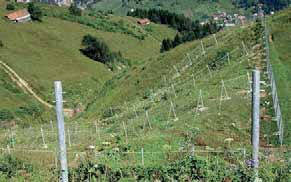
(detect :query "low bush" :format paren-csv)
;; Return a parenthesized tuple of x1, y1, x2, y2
(0, 109, 14, 121)
(70, 155, 291, 181)
(81, 34, 129, 70)
(0, 155, 33, 178)
(6, 3, 15, 10)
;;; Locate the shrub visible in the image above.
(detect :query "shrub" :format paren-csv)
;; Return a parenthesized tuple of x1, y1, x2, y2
(0, 155, 33, 178)
(0, 40, 3, 48)
(27, 3, 42, 21)
(69, 4, 82, 16)
(6, 3, 15, 10)
(15, 104, 42, 118)
(0, 109, 14, 121)
(208, 50, 228, 70)
(81, 34, 128, 70)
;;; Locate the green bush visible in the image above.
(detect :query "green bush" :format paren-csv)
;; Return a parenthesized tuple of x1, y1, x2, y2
(15, 104, 42, 118)
(81, 34, 128, 70)
(69, 156, 251, 181)
(28, 3, 43, 21)
(0, 109, 14, 121)
(70, 155, 291, 181)
(69, 4, 82, 16)
(6, 3, 15, 11)
(0, 155, 33, 178)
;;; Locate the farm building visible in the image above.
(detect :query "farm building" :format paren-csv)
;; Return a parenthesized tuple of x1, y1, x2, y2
(137, 18, 150, 25)
(5, 9, 31, 23)
(237, 15, 246, 25)
(16, 0, 31, 3)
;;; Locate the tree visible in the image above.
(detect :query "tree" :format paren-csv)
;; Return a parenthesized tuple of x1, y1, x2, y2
(6, 3, 15, 11)
(172, 34, 182, 47)
(160, 39, 173, 52)
(69, 4, 82, 16)
(81, 34, 126, 69)
(27, 3, 42, 21)
(0, 109, 14, 121)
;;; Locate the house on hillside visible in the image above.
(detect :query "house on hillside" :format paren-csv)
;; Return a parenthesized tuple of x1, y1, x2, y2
(57, 0, 73, 7)
(237, 15, 246, 25)
(212, 12, 227, 21)
(16, 0, 31, 3)
(5, 9, 31, 23)
(137, 18, 150, 25)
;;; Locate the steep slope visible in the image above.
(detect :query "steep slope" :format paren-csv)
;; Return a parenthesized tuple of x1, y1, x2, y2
(83, 24, 256, 147)
(0, 6, 289, 180)
(268, 8, 291, 144)
(0, 1, 176, 121)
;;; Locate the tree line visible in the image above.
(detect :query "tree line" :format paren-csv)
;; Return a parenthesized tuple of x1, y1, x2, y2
(233, 0, 291, 13)
(81, 34, 128, 70)
(127, 8, 221, 52)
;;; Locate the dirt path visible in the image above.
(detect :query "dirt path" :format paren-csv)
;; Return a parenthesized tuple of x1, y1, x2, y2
(0, 60, 53, 108)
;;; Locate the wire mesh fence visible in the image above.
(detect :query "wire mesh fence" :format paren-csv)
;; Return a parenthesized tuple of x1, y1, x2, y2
(263, 16, 284, 145)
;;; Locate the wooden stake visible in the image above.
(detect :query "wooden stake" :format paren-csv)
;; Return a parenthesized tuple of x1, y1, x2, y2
(141, 148, 144, 166)
(168, 101, 178, 121)
(67, 128, 71, 147)
(173, 65, 180, 77)
(144, 110, 152, 130)
(50, 120, 54, 132)
(196, 90, 207, 112)
(171, 84, 177, 98)
(227, 52, 230, 65)
(94, 121, 101, 140)
(7, 145, 10, 154)
(41, 127, 47, 149)
(163, 75, 168, 87)
(201, 40, 206, 55)
(242, 41, 249, 56)
(187, 53, 193, 66)
(247, 72, 252, 93)
(207, 65, 212, 77)
(218, 80, 231, 114)
(122, 121, 128, 144)
(191, 74, 196, 87)
(133, 105, 138, 118)
(213, 34, 218, 46)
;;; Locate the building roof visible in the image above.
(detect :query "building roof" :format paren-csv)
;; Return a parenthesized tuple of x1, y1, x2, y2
(5, 9, 30, 21)
(137, 18, 150, 25)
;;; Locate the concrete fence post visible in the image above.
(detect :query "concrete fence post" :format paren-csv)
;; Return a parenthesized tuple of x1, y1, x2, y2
(252, 70, 260, 175)
(54, 81, 68, 182)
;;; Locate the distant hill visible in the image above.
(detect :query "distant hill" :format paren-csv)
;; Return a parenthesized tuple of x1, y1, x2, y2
(91, 0, 244, 20)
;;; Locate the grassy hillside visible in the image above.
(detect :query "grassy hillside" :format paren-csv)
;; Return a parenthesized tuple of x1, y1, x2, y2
(0, 1, 289, 181)
(83, 23, 263, 146)
(0, 19, 286, 180)
(92, 0, 245, 20)
(0, 0, 176, 121)
(268, 8, 291, 144)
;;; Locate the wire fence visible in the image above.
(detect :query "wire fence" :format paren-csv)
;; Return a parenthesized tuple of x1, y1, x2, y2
(0, 27, 265, 181)
(0, 145, 288, 173)
(263, 15, 284, 145)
